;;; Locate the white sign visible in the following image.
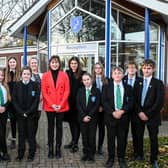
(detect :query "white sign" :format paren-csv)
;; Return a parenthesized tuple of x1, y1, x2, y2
(55, 43, 97, 54)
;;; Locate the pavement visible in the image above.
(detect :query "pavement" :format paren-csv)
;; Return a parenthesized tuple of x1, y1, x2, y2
(0, 112, 167, 168)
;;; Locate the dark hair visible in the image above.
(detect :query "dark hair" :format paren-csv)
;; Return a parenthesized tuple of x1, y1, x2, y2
(49, 55, 61, 70)
(21, 66, 32, 76)
(125, 61, 138, 69)
(5, 56, 20, 82)
(68, 56, 82, 79)
(82, 72, 93, 80)
(141, 59, 156, 69)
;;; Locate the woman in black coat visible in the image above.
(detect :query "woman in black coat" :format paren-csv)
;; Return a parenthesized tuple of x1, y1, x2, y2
(64, 57, 85, 153)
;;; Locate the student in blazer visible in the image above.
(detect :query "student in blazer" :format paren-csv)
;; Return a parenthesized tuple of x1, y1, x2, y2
(12, 66, 40, 162)
(77, 72, 100, 162)
(0, 68, 11, 161)
(123, 61, 142, 160)
(134, 59, 164, 168)
(41, 55, 70, 159)
(102, 67, 133, 168)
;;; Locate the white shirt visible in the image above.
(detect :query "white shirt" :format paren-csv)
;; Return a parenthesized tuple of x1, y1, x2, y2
(114, 81, 124, 110)
(0, 84, 7, 104)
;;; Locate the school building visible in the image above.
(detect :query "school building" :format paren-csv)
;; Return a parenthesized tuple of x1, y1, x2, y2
(8, 0, 168, 117)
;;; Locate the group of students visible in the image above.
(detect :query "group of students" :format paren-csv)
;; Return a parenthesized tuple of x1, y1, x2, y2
(0, 55, 164, 168)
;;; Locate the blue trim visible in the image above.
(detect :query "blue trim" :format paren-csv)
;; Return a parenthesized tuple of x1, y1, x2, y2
(23, 26, 27, 66)
(48, 11, 51, 61)
(145, 8, 150, 59)
(105, 0, 111, 78)
(159, 28, 163, 80)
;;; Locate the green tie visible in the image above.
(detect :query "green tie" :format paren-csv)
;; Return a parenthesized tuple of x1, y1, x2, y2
(0, 86, 4, 106)
(116, 85, 122, 109)
(86, 89, 90, 106)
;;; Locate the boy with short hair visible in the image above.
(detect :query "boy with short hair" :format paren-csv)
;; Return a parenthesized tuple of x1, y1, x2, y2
(134, 59, 164, 168)
(102, 67, 133, 168)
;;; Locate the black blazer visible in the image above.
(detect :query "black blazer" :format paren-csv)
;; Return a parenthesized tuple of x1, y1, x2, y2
(102, 79, 133, 124)
(76, 86, 100, 122)
(12, 80, 40, 118)
(134, 77, 164, 126)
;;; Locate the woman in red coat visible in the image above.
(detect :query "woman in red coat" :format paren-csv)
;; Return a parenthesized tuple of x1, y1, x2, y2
(41, 55, 70, 159)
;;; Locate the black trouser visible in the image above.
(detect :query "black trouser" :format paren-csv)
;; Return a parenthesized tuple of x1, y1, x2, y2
(136, 122, 159, 162)
(9, 105, 17, 139)
(106, 120, 128, 159)
(97, 112, 105, 149)
(80, 118, 97, 157)
(0, 112, 7, 154)
(46, 112, 64, 148)
(68, 120, 80, 145)
(17, 116, 36, 156)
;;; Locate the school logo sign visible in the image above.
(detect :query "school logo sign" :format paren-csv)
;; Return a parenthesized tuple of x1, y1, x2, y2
(70, 16, 82, 33)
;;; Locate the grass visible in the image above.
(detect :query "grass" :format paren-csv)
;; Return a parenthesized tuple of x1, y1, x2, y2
(126, 137, 168, 168)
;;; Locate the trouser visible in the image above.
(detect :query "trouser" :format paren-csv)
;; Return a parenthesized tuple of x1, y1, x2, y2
(136, 122, 159, 162)
(46, 112, 64, 148)
(17, 116, 36, 156)
(97, 112, 105, 148)
(0, 112, 7, 153)
(106, 120, 128, 159)
(68, 120, 80, 145)
(80, 118, 97, 157)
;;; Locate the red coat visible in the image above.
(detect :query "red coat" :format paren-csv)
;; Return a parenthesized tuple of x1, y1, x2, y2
(41, 70, 70, 112)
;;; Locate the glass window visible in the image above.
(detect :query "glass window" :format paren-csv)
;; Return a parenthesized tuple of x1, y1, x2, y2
(119, 13, 145, 41)
(51, 9, 105, 45)
(51, 0, 75, 27)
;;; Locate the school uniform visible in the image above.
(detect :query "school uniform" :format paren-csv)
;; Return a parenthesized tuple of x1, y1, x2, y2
(134, 77, 164, 163)
(93, 76, 109, 154)
(102, 79, 133, 165)
(64, 69, 85, 151)
(76, 85, 100, 161)
(123, 75, 142, 158)
(12, 80, 40, 160)
(0, 83, 10, 160)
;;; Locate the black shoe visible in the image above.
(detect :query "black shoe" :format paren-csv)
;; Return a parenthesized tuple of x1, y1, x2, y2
(1, 153, 10, 161)
(27, 155, 34, 162)
(88, 155, 95, 163)
(118, 159, 127, 168)
(70, 144, 79, 153)
(151, 161, 159, 168)
(64, 141, 73, 149)
(48, 145, 54, 159)
(81, 154, 88, 161)
(105, 158, 114, 167)
(55, 148, 62, 159)
(15, 155, 24, 161)
(134, 155, 144, 161)
(10, 140, 16, 150)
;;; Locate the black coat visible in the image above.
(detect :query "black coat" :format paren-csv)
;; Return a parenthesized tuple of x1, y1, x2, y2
(102, 79, 133, 125)
(12, 80, 40, 118)
(76, 86, 100, 122)
(134, 77, 164, 126)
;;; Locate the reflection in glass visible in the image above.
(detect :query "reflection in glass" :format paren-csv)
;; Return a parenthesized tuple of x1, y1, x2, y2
(51, 9, 105, 45)
(51, 0, 75, 27)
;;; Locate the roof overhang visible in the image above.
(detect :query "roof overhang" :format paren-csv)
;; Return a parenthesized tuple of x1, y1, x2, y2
(126, 0, 168, 16)
(8, 0, 51, 40)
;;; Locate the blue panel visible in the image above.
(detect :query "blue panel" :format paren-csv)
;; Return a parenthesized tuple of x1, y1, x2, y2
(145, 8, 150, 59)
(159, 28, 163, 80)
(23, 26, 27, 66)
(48, 11, 51, 61)
(105, 0, 111, 78)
